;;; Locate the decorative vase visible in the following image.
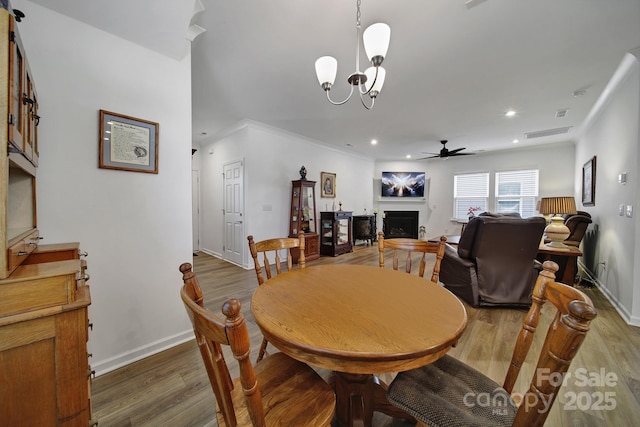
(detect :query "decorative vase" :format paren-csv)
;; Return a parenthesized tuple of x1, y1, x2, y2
(544, 216, 571, 248)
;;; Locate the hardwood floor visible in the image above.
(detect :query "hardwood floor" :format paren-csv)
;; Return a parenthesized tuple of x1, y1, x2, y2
(92, 245, 640, 426)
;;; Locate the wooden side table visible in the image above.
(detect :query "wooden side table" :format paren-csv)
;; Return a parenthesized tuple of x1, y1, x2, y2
(537, 244, 582, 285)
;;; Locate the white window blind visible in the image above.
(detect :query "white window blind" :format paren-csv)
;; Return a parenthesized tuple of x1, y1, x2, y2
(454, 172, 489, 219)
(496, 169, 539, 217)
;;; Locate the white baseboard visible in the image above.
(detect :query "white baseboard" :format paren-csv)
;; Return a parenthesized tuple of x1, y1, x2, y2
(92, 330, 195, 377)
(579, 261, 638, 326)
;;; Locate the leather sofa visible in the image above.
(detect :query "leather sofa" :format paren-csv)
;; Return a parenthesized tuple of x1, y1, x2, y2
(440, 213, 546, 307)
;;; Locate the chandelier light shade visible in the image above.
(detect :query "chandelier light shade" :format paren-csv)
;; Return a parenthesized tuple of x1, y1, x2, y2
(314, 0, 390, 109)
(538, 196, 577, 249)
(363, 23, 391, 63)
(315, 56, 338, 86)
(364, 66, 385, 95)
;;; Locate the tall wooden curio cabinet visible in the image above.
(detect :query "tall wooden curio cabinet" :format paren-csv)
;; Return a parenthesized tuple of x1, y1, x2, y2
(289, 179, 319, 262)
(0, 4, 94, 426)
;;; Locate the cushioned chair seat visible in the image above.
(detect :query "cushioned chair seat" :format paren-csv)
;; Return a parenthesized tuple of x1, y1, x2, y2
(386, 261, 597, 427)
(387, 354, 517, 427)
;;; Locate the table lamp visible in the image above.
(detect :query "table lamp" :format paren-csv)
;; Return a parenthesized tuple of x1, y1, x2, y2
(538, 196, 577, 248)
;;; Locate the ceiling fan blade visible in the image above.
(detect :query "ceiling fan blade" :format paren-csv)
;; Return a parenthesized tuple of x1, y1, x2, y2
(448, 147, 466, 155)
(449, 152, 475, 156)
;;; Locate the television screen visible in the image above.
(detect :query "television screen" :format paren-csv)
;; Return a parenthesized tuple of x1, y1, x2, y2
(381, 172, 425, 197)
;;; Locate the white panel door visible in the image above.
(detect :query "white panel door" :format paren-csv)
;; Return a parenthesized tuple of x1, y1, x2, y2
(223, 160, 244, 265)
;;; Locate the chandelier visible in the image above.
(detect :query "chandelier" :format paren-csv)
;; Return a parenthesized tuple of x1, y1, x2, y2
(314, 0, 390, 109)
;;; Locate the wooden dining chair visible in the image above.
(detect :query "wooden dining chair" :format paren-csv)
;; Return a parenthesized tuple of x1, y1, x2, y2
(247, 233, 305, 362)
(179, 263, 335, 427)
(377, 232, 447, 283)
(386, 260, 597, 427)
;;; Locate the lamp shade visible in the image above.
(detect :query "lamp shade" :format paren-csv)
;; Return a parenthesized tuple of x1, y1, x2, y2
(363, 23, 390, 61)
(315, 56, 338, 86)
(538, 196, 577, 215)
(364, 66, 386, 93)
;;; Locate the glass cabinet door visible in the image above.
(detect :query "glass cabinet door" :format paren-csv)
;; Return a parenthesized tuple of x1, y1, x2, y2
(301, 185, 315, 232)
(290, 187, 300, 234)
(337, 219, 349, 245)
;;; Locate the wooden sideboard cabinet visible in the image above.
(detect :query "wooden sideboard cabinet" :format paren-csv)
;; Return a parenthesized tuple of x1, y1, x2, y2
(0, 256, 93, 426)
(320, 211, 353, 256)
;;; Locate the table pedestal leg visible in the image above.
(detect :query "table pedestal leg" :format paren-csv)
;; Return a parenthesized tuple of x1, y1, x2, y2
(334, 372, 416, 427)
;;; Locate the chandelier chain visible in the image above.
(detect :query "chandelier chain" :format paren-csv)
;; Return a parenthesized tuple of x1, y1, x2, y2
(356, 0, 361, 28)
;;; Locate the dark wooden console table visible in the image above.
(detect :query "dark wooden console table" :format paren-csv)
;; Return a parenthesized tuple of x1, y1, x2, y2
(353, 214, 377, 245)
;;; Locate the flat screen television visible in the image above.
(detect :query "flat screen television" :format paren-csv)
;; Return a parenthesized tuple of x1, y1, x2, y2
(381, 172, 425, 197)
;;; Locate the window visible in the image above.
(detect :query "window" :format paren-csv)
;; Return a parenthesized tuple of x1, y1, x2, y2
(454, 172, 489, 219)
(496, 169, 539, 217)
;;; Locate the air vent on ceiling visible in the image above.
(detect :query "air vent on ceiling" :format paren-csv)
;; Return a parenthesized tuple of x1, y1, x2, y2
(525, 126, 572, 139)
(555, 109, 569, 119)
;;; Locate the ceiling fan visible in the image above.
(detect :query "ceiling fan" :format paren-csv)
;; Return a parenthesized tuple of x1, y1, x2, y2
(420, 140, 475, 159)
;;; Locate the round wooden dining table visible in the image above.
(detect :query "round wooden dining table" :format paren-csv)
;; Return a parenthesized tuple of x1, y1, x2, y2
(251, 264, 468, 427)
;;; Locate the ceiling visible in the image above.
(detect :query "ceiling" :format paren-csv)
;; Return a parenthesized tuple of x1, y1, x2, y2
(25, 0, 640, 160)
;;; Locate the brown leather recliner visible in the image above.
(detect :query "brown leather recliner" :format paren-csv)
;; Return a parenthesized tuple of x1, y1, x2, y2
(564, 213, 592, 247)
(440, 214, 546, 307)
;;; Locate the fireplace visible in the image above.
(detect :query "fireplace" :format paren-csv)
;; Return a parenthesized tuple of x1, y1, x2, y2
(383, 211, 419, 239)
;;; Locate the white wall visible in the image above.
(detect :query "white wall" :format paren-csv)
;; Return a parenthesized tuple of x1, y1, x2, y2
(14, 1, 194, 374)
(575, 53, 640, 325)
(374, 144, 575, 237)
(196, 121, 375, 267)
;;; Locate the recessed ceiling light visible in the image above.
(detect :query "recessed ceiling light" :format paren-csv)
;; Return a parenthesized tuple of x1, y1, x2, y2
(371, 139, 377, 145)
(406, 154, 411, 159)
(505, 110, 516, 117)
(512, 139, 519, 144)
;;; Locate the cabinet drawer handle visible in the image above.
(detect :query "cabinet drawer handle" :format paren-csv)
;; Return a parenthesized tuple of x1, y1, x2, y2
(89, 420, 99, 427)
(88, 322, 93, 331)
(80, 251, 89, 257)
(17, 251, 28, 256)
(87, 369, 96, 379)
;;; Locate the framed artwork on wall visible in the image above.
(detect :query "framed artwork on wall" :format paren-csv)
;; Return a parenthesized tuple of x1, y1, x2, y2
(582, 156, 596, 206)
(99, 110, 159, 174)
(321, 172, 336, 198)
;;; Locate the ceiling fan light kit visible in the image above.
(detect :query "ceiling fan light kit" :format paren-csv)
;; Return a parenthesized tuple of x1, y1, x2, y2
(314, 0, 390, 110)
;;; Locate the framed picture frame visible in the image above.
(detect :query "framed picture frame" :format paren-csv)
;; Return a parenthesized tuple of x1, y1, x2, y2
(321, 171, 336, 198)
(582, 155, 596, 206)
(99, 110, 159, 174)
